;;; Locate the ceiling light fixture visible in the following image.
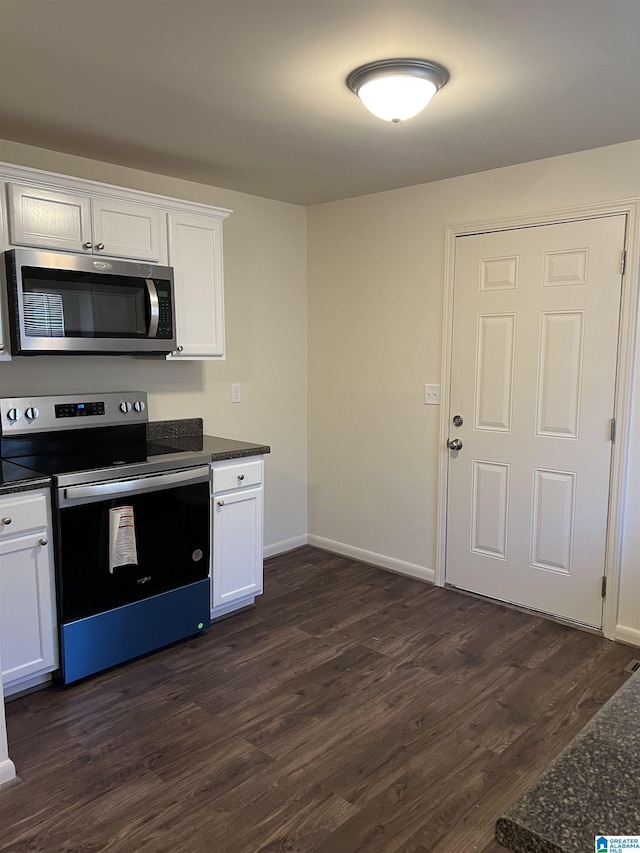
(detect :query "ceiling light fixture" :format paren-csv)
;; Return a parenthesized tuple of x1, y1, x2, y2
(347, 58, 449, 123)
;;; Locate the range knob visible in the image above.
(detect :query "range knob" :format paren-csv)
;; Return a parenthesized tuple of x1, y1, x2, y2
(25, 406, 40, 421)
(7, 407, 23, 422)
(119, 401, 132, 414)
(133, 400, 146, 413)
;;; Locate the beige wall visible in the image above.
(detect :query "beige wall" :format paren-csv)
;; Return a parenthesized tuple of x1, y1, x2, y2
(308, 140, 640, 640)
(0, 139, 308, 554)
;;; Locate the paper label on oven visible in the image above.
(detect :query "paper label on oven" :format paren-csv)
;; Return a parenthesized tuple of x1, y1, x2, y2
(109, 505, 138, 572)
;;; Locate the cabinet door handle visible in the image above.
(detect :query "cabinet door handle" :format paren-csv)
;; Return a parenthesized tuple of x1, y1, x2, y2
(83, 241, 93, 249)
(95, 242, 105, 251)
(2, 517, 11, 525)
(237, 474, 245, 481)
(217, 500, 225, 507)
(39, 538, 48, 546)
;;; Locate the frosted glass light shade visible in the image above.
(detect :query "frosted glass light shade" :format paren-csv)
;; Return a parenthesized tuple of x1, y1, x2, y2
(347, 58, 449, 123)
(357, 76, 438, 122)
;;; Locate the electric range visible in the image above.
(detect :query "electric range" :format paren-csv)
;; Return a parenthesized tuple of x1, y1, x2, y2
(0, 391, 212, 685)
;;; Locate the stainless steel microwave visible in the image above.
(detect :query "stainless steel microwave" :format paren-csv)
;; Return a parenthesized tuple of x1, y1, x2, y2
(3, 248, 177, 355)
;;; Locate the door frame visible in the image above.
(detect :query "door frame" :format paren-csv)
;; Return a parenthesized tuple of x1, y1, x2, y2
(436, 199, 640, 641)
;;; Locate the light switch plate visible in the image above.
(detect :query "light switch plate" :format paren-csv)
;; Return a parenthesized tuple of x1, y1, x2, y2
(424, 384, 440, 405)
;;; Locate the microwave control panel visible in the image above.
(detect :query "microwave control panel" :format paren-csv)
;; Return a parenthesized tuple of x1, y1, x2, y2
(155, 285, 174, 339)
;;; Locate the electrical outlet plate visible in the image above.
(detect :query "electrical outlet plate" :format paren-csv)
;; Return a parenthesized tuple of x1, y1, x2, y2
(231, 383, 242, 403)
(424, 384, 440, 405)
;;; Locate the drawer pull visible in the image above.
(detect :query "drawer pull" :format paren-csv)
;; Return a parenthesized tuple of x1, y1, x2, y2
(39, 538, 48, 546)
(237, 474, 245, 481)
(217, 500, 225, 507)
(2, 517, 11, 525)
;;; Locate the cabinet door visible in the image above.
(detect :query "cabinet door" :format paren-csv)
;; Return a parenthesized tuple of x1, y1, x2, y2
(167, 212, 225, 359)
(91, 198, 165, 262)
(0, 191, 9, 361)
(212, 486, 263, 608)
(7, 183, 92, 252)
(0, 531, 57, 686)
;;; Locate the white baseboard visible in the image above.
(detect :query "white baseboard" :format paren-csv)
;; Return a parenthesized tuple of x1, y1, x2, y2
(615, 624, 640, 648)
(263, 535, 308, 559)
(3, 672, 52, 700)
(307, 535, 435, 583)
(210, 595, 255, 621)
(0, 757, 17, 788)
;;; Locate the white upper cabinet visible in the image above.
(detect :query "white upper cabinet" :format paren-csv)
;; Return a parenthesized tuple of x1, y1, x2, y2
(7, 184, 91, 252)
(0, 196, 9, 361)
(167, 212, 225, 359)
(8, 183, 166, 263)
(90, 197, 164, 262)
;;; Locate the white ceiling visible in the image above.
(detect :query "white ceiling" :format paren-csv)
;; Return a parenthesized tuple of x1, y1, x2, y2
(1, 0, 639, 206)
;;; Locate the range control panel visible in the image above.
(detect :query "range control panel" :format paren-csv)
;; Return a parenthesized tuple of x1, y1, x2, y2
(0, 392, 148, 435)
(55, 401, 106, 419)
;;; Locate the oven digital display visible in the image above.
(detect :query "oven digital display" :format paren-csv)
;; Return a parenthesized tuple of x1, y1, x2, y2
(55, 402, 105, 418)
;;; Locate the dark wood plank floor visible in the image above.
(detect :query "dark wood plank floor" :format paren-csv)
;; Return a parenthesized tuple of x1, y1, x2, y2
(0, 546, 634, 853)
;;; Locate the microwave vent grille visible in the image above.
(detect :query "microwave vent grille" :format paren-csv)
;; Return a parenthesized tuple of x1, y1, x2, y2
(23, 292, 65, 338)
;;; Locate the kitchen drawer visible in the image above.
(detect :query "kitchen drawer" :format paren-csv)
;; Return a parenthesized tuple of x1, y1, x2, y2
(212, 458, 263, 495)
(0, 493, 48, 537)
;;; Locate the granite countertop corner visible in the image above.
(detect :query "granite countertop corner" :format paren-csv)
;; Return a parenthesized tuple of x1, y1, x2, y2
(0, 461, 51, 496)
(496, 669, 640, 852)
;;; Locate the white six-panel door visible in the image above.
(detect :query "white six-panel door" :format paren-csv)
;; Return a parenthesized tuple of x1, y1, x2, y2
(446, 215, 626, 627)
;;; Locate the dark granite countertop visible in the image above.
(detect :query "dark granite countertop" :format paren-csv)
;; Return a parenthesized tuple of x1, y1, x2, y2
(496, 669, 640, 852)
(0, 461, 51, 496)
(163, 434, 270, 461)
(147, 419, 270, 462)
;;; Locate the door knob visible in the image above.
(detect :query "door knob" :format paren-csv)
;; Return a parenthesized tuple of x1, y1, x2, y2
(2, 517, 11, 525)
(39, 538, 48, 546)
(217, 500, 225, 507)
(95, 242, 105, 251)
(447, 438, 463, 451)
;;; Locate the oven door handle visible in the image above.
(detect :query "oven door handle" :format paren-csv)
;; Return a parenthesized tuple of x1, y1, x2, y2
(62, 465, 209, 503)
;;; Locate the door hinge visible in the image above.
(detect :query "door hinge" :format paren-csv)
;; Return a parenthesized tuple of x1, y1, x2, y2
(610, 417, 616, 442)
(601, 576, 607, 598)
(621, 249, 626, 275)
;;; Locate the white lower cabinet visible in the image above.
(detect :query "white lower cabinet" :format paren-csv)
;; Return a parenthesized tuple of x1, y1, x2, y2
(0, 490, 58, 693)
(210, 458, 264, 616)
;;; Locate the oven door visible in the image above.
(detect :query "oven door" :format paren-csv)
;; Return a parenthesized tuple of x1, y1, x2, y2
(5, 248, 176, 354)
(54, 465, 211, 684)
(56, 466, 210, 621)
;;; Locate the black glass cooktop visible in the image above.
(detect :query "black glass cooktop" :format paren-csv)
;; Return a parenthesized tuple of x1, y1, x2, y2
(6, 443, 183, 477)
(0, 424, 184, 478)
